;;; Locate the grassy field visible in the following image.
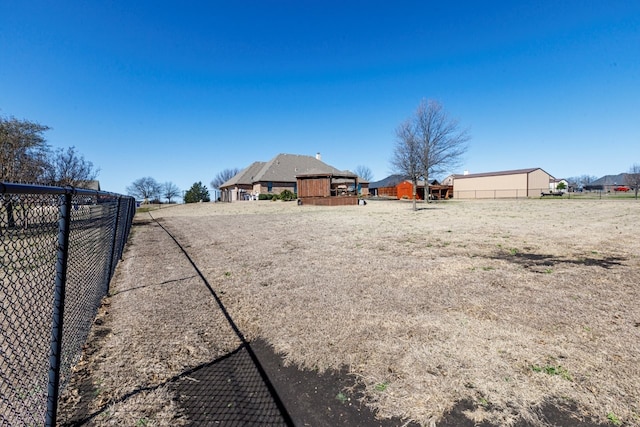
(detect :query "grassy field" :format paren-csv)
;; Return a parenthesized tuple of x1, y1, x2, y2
(60, 198, 640, 426)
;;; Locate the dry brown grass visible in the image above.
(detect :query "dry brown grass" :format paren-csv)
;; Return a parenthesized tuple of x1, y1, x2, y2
(58, 218, 242, 426)
(61, 198, 640, 426)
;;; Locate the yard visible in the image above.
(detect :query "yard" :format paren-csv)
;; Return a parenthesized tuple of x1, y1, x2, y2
(58, 198, 640, 426)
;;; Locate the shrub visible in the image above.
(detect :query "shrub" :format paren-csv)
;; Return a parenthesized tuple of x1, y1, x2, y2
(280, 189, 295, 201)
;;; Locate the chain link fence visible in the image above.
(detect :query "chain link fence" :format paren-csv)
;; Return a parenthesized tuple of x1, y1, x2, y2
(0, 182, 135, 426)
(453, 187, 553, 199)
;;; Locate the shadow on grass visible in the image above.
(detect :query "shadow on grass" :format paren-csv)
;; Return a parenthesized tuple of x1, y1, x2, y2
(170, 344, 290, 425)
(492, 252, 625, 270)
(61, 343, 291, 426)
(60, 212, 294, 425)
(109, 275, 198, 296)
(437, 399, 607, 427)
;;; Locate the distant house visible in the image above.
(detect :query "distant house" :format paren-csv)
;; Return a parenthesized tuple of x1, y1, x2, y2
(452, 168, 553, 199)
(586, 173, 629, 192)
(550, 178, 569, 192)
(219, 153, 355, 202)
(78, 180, 101, 191)
(219, 161, 266, 202)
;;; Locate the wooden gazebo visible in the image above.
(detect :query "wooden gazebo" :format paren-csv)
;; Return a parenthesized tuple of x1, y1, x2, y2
(296, 170, 359, 206)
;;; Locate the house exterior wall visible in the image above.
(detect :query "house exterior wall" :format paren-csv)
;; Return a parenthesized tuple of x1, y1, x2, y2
(220, 184, 253, 202)
(442, 175, 455, 186)
(253, 181, 297, 195)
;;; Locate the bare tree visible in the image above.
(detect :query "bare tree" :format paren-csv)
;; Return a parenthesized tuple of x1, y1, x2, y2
(625, 164, 640, 199)
(43, 146, 99, 187)
(127, 177, 161, 202)
(567, 175, 598, 191)
(391, 118, 422, 210)
(162, 181, 181, 203)
(354, 165, 373, 181)
(0, 115, 50, 183)
(415, 99, 469, 192)
(210, 168, 240, 189)
(392, 99, 469, 210)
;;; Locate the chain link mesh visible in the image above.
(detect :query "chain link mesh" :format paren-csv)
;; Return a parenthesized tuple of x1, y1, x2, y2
(0, 186, 134, 426)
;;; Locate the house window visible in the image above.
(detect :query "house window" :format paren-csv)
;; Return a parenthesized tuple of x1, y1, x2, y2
(268, 182, 273, 192)
(293, 183, 297, 194)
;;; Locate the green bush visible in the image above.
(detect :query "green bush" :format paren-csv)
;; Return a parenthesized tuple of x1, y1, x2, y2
(280, 189, 295, 201)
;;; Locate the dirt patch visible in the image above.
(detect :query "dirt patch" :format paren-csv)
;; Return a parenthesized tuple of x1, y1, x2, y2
(249, 338, 421, 427)
(492, 251, 626, 270)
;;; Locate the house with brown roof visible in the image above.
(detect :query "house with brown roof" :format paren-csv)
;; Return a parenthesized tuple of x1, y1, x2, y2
(586, 173, 630, 192)
(220, 153, 354, 202)
(218, 161, 266, 202)
(451, 168, 553, 199)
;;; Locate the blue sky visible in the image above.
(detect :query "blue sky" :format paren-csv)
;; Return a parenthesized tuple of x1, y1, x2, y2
(2, 1, 639, 196)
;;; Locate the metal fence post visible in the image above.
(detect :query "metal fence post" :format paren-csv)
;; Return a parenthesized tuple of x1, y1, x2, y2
(107, 197, 122, 285)
(45, 192, 72, 427)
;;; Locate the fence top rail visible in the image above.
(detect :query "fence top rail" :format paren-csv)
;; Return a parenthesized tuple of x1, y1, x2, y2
(0, 181, 128, 198)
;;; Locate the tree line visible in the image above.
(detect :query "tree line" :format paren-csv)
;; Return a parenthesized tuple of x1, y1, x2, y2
(126, 177, 211, 204)
(1, 115, 98, 186)
(10, 108, 636, 205)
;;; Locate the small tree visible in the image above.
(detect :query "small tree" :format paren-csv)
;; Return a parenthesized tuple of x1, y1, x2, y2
(556, 181, 566, 191)
(0, 115, 50, 183)
(391, 119, 422, 210)
(1, 115, 52, 227)
(127, 177, 161, 202)
(184, 181, 210, 203)
(354, 165, 373, 181)
(625, 163, 640, 199)
(210, 168, 240, 189)
(162, 182, 181, 203)
(415, 100, 469, 196)
(392, 99, 469, 210)
(43, 146, 99, 187)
